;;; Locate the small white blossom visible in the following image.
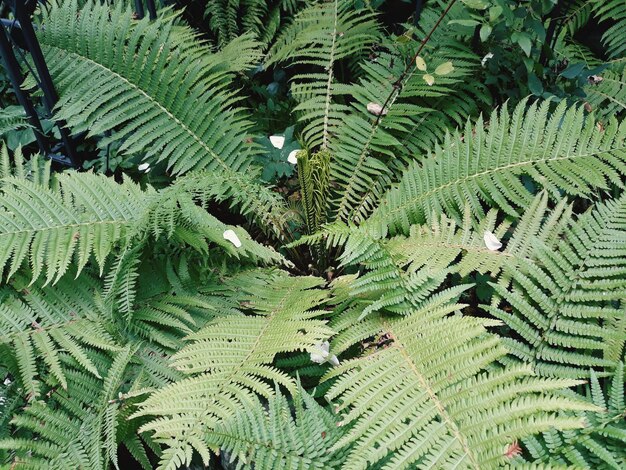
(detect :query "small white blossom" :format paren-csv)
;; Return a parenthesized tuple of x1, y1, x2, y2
(481, 52, 494, 67)
(483, 231, 503, 251)
(310, 341, 339, 367)
(287, 150, 299, 164)
(269, 135, 285, 149)
(3, 378, 11, 386)
(138, 162, 151, 172)
(223, 229, 242, 248)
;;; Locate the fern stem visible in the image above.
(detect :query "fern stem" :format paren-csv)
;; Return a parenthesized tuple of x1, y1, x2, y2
(384, 320, 481, 469)
(322, 0, 339, 150)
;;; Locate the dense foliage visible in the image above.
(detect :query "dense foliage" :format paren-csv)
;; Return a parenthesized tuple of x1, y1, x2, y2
(0, 0, 625, 469)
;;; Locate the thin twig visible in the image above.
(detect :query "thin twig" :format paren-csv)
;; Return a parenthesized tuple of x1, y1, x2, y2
(374, 0, 458, 128)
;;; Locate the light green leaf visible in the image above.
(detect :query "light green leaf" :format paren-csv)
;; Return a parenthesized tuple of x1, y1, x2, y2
(461, 0, 489, 10)
(434, 62, 454, 76)
(479, 24, 492, 41)
(415, 56, 427, 71)
(518, 33, 532, 56)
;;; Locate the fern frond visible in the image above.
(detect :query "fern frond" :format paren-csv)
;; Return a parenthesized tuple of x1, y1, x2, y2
(206, 385, 346, 469)
(35, 0, 289, 234)
(485, 193, 626, 378)
(300, 192, 571, 319)
(325, 297, 595, 469)
(0, 172, 146, 284)
(0, 344, 148, 470)
(171, 169, 292, 240)
(131, 273, 334, 469)
(0, 143, 51, 185)
(559, 0, 595, 37)
(584, 63, 626, 121)
(298, 149, 330, 235)
(0, 108, 31, 137)
(206, 0, 298, 48)
(0, 275, 118, 397)
(523, 366, 626, 469)
(330, 1, 488, 223)
(593, 0, 626, 58)
(39, 0, 251, 174)
(268, 0, 381, 149)
(368, 99, 626, 237)
(0, 169, 282, 285)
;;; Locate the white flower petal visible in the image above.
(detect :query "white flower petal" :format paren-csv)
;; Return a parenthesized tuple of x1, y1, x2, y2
(138, 162, 150, 172)
(223, 229, 242, 248)
(269, 135, 285, 149)
(3, 378, 11, 386)
(310, 353, 326, 364)
(287, 150, 299, 164)
(483, 231, 502, 251)
(310, 342, 337, 366)
(481, 52, 494, 67)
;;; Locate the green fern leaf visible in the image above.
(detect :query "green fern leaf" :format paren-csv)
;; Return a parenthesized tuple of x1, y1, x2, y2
(325, 302, 596, 469)
(132, 273, 334, 469)
(485, 193, 626, 378)
(523, 365, 626, 469)
(369, 99, 626, 237)
(206, 385, 346, 469)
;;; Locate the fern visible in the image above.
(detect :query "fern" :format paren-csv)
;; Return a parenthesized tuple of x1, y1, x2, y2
(0, 108, 30, 137)
(559, 0, 595, 37)
(173, 169, 292, 239)
(0, 143, 51, 185)
(593, 0, 626, 59)
(0, 345, 144, 470)
(298, 149, 330, 235)
(131, 272, 334, 469)
(0, 172, 149, 284)
(1, 1, 625, 468)
(297, 191, 571, 319)
(0, 166, 281, 285)
(0, 263, 272, 468)
(523, 366, 626, 469)
(330, 1, 489, 223)
(38, 0, 256, 174)
(324, 294, 596, 469)
(267, 0, 381, 149)
(484, 193, 626, 379)
(206, 0, 301, 48)
(205, 384, 346, 469)
(368, 99, 626, 237)
(34, 0, 291, 235)
(584, 62, 626, 120)
(0, 275, 116, 398)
